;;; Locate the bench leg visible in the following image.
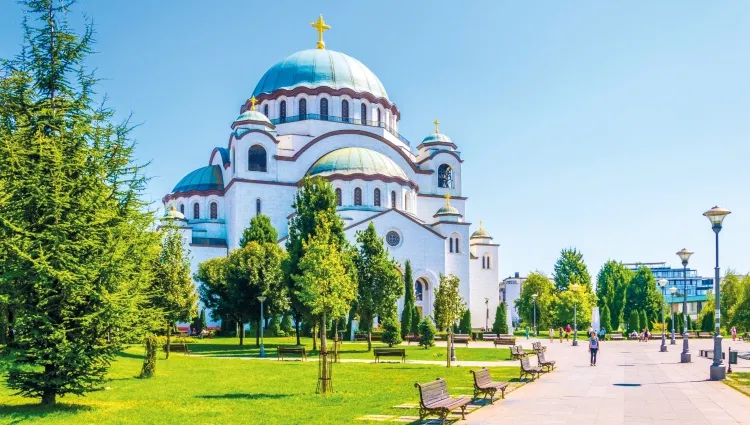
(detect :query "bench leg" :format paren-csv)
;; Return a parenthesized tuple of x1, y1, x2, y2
(460, 405, 467, 420)
(501, 387, 506, 399)
(489, 388, 496, 404)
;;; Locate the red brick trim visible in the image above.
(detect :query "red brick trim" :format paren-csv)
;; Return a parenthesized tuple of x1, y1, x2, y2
(231, 119, 276, 130)
(313, 172, 418, 190)
(416, 150, 463, 164)
(245, 87, 400, 119)
(417, 141, 458, 150)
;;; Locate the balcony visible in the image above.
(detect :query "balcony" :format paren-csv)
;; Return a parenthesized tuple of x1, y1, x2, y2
(270, 113, 411, 146)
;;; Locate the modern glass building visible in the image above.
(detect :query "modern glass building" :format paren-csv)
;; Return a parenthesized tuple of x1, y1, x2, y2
(624, 262, 713, 319)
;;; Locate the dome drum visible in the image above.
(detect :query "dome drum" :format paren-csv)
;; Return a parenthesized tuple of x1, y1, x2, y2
(307, 147, 417, 189)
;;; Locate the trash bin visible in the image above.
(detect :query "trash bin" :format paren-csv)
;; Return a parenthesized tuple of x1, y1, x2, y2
(730, 350, 738, 365)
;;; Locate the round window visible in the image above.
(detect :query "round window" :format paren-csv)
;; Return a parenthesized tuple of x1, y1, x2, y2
(386, 231, 401, 247)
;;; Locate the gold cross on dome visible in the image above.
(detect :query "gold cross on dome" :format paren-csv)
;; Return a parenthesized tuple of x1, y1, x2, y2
(311, 15, 331, 49)
(479, 219, 483, 230)
(249, 96, 258, 112)
(444, 193, 451, 206)
(434, 119, 440, 134)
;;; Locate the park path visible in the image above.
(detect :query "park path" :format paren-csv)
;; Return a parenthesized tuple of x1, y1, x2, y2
(465, 336, 750, 425)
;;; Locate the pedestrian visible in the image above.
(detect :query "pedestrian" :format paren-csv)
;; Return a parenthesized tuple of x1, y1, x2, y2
(732, 326, 737, 341)
(589, 331, 600, 366)
(565, 324, 571, 341)
(549, 327, 554, 343)
(559, 327, 563, 343)
(598, 327, 606, 342)
(525, 326, 530, 340)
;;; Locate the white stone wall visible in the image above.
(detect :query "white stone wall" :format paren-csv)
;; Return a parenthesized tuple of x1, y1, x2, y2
(468, 242, 500, 330)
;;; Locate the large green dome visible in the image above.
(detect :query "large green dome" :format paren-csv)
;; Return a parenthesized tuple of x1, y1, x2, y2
(173, 165, 224, 194)
(308, 148, 407, 181)
(252, 49, 389, 100)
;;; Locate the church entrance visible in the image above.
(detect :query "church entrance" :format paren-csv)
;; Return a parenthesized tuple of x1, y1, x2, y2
(414, 277, 431, 318)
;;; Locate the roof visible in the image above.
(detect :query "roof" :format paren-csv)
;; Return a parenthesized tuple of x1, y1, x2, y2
(173, 165, 224, 194)
(471, 228, 492, 239)
(215, 147, 230, 165)
(308, 148, 408, 181)
(235, 110, 272, 125)
(420, 133, 454, 146)
(252, 49, 388, 100)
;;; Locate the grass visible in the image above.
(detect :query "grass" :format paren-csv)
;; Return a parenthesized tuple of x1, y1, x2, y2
(724, 372, 750, 397)
(0, 343, 520, 425)
(188, 336, 514, 361)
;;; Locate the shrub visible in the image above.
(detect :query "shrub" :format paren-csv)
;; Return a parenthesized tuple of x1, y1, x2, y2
(459, 310, 472, 334)
(139, 334, 157, 379)
(381, 314, 402, 347)
(492, 302, 509, 334)
(418, 317, 437, 348)
(628, 311, 640, 333)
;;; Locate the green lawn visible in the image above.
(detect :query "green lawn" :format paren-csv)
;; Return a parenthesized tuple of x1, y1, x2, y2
(0, 345, 520, 425)
(188, 336, 514, 361)
(724, 372, 750, 397)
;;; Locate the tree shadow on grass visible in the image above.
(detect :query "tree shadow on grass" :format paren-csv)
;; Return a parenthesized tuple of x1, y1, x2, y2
(116, 350, 145, 360)
(196, 393, 291, 400)
(0, 403, 92, 425)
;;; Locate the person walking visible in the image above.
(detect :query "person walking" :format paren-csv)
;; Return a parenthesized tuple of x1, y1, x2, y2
(549, 328, 554, 343)
(731, 326, 737, 341)
(565, 324, 572, 341)
(589, 331, 600, 366)
(559, 327, 563, 343)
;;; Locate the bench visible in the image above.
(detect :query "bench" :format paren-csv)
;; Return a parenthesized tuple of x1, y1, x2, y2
(493, 336, 516, 346)
(163, 343, 191, 354)
(277, 346, 306, 361)
(453, 334, 470, 346)
(697, 332, 713, 339)
(373, 348, 406, 363)
(483, 333, 498, 341)
(470, 367, 508, 404)
(699, 349, 726, 360)
(520, 355, 543, 381)
(414, 378, 471, 424)
(509, 345, 527, 360)
(537, 351, 556, 372)
(405, 334, 421, 344)
(609, 333, 625, 341)
(532, 341, 546, 353)
(354, 334, 382, 342)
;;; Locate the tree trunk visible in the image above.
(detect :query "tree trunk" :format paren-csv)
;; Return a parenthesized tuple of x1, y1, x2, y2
(41, 387, 56, 405)
(166, 322, 171, 360)
(312, 323, 318, 351)
(446, 329, 451, 368)
(239, 317, 245, 346)
(295, 313, 301, 346)
(255, 319, 260, 347)
(321, 312, 329, 393)
(367, 331, 372, 351)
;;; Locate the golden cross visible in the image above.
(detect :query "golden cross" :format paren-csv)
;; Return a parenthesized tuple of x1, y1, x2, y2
(479, 220, 483, 230)
(311, 15, 331, 49)
(444, 193, 451, 206)
(249, 96, 258, 112)
(434, 119, 440, 134)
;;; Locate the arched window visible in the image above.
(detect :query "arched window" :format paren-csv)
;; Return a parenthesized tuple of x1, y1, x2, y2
(335, 188, 342, 206)
(299, 98, 307, 120)
(377, 109, 382, 126)
(361, 103, 367, 124)
(193, 203, 200, 220)
(415, 280, 423, 301)
(342, 100, 350, 122)
(256, 198, 261, 216)
(438, 164, 454, 188)
(178, 204, 184, 215)
(404, 193, 408, 211)
(279, 100, 286, 123)
(263, 104, 269, 118)
(320, 98, 328, 120)
(449, 238, 454, 253)
(486, 255, 491, 269)
(248, 145, 267, 172)
(210, 202, 218, 219)
(390, 191, 396, 208)
(354, 187, 362, 206)
(373, 188, 381, 207)
(455, 237, 459, 253)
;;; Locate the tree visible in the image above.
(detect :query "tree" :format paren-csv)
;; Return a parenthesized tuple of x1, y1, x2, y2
(150, 224, 198, 359)
(433, 274, 466, 367)
(553, 248, 592, 292)
(400, 261, 415, 338)
(624, 266, 662, 328)
(281, 314, 294, 336)
(139, 335, 157, 379)
(268, 316, 282, 337)
(599, 298, 612, 332)
(0, 0, 159, 404)
(191, 309, 206, 335)
(596, 261, 632, 330)
(285, 176, 351, 346)
(411, 309, 420, 335)
(492, 302, 509, 334)
(515, 272, 557, 332)
(459, 310, 472, 334)
(721, 270, 744, 328)
(381, 313, 402, 347)
(628, 311, 640, 332)
(293, 217, 356, 393)
(354, 222, 403, 351)
(240, 214, 278, 247)
(730, 275, 750, 331)
(640, 310, 649, 330)
(418, 317, 437, 348)
(555, 284, 596, 329)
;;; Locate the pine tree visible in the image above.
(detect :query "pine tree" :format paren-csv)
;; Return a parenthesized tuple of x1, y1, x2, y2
(599, 299, 612, 332)
(418, 317, 437, 348)
(553, 248, 592, 291)
(240, 214, 278, 247)
(381, 313, 402, 347)
(640, 310, 649, 331)
(459, 310, 472, 334)
(411, 308, 420, 335)
(0, 0, 159, 404)
(492, 302, 509, 334)
(628, 311, 640, 333)
(400, 260, 415, 338)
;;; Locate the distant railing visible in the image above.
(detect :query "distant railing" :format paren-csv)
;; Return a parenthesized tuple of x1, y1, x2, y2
(270, 113, 411, 146)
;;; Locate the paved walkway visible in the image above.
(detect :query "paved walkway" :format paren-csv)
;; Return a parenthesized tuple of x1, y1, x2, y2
(466, 337, 750, 425)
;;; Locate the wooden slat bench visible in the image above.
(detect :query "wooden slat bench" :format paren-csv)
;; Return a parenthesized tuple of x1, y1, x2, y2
(509, 345, 527, 360)
(493, 336, 516, 346)
(453, 334, 470, 347)
(520, 355, 542, 381)
(609, 333, 625, 341)
(163, 343, 191, 354)
(405, 334, 421, 344)
(373, 348, 406, 363)
(482, 333, 498, 341)
(697, 332, 713, 339)
(470, 368, 508, 404)
(532, 341, 546, 353)
(414, 378, 470, 424)
(537, 351, 556, 372)
(277, 346, 306, 361)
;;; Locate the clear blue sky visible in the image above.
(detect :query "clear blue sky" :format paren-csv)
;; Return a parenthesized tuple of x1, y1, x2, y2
(2, 1, 748, 282)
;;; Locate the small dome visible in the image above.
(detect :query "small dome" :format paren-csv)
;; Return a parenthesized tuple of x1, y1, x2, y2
(435, 204, 460, 216)
(162, 205, 185, 220)
(421, 133, 454, 145)
(173, 165, 224, 194)
(252, 49, 389, 100)
(235, 110, 271, 125)
(471, 222, 492, 239)
(308, 148, 408, 182)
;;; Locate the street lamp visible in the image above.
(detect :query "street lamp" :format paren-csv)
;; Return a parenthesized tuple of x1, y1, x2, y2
(571, 284, 580, 347)
(532, 294, 538, 337)
(485, 297, 490, 332)
(704, 206, 731, 381)
(658, 278, 668, 352)
(669, 286, 678, 345)
(257, 296, 267, 358)
(676, 248, 693, 363)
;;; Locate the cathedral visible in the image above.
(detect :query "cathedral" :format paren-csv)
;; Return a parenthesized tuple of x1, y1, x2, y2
(161, 16, 501, 329)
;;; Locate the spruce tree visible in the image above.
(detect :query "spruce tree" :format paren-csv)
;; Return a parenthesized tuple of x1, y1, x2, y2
(640, 310, 649, 331)
(459, 310, 472, 334)
(492, 302, 509, 334)
(599, 299, 612, 332)
(418, 317, 437, 348)
(0, 0, 159, 404)
(381, 313, 402, 347)
(411, 308, 420, 335)
(400, 260, 415, 338)
(628, 311, 640, 333)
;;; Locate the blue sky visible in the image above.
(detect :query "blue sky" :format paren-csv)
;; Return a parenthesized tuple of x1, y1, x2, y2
(1, 1, 748, 281)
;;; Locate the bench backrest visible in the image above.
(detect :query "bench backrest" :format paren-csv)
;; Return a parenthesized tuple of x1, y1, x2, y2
(374, 348, 403, 354)
(278, 345, 305, 352)
(483, 333, 497, 338)
(510, 346, 518, 355)
(415, 379, 450, 405)
(538, 351, 546, 362)
(471, 368, 492, 386)
(521, 355, 532, 370)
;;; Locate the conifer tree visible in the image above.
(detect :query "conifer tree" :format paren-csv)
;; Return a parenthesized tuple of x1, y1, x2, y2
(381, 313, 402, 347)
(0, 0, 159, 404)
(459, 310, 472, 334)
(492, 302, 509, 334)
(599, 298, 612, 332)
(411, 308, 420, 335)
(418, 317, 437, 348)
(400, 260, 415, 338)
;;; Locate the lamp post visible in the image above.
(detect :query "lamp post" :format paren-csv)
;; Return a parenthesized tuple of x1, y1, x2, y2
(485, 297, 490, 331)
(676, 248, 693, 363)
(669, 286, 677, 345)
(659, 278, 668, 352)
(704, 206, 731, 381)
(571, 284, 579, 347)
(257, 296, 266, 358)
(532, 294, 538, 337)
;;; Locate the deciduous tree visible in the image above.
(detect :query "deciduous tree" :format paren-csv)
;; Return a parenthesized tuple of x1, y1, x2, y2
(515, 272, 557, 331)
(624, 266, 662, 328)
(433, 274, 466, 367)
